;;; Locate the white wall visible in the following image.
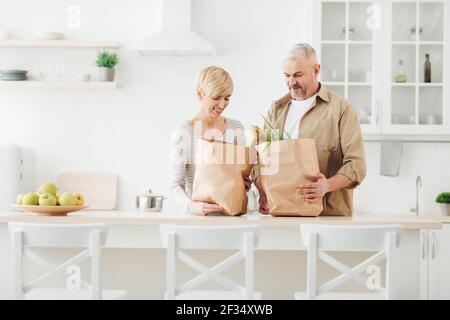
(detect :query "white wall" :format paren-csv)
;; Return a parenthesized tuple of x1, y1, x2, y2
(0, 0, 448, 216)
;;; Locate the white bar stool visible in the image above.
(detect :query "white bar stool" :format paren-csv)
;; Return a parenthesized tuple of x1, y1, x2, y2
(159, 224, 262, 300)
(295, 224, 402, 300)
(8, 222, 128, 300)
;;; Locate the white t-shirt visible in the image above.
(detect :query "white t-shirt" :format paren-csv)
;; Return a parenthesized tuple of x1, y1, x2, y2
(283, 94, 318, 139)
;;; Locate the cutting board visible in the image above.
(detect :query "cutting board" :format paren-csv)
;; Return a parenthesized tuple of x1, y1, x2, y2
(56, 171, 118, 210)
(0, 144, 22, 212)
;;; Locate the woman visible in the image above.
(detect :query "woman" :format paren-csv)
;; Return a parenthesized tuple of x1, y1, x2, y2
(169, 66, 251, 216)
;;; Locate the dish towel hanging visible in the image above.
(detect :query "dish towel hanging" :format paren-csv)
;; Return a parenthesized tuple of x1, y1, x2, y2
(380, 141, 403, 177)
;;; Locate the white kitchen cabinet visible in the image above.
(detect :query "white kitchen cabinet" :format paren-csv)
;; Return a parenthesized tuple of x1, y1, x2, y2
(423, 224, 450, 299)
(313, 0, 450, 137)
(313, 0, 383, 134)
(420, 230, 429, 299)
(382, 0, 450, 135)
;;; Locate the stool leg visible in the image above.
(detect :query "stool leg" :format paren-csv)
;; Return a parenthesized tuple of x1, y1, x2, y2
(306, 233, 318, 300)
(386, 232, 397, 300)
(166, 232, 176, 300)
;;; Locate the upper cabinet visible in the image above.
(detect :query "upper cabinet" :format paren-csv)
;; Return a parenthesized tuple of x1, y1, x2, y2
(384, 0, 448, 134)
(314, 0, 450, 137)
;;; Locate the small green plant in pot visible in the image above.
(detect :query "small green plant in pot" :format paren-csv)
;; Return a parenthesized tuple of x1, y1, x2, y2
(436, 192, 450, 216)
(96, 50, 119, 81)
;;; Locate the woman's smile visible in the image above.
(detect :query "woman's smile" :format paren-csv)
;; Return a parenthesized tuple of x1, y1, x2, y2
(212, 107, 223, 115)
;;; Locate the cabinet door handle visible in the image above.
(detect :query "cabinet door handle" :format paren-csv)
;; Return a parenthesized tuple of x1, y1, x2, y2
(374, 100, 380, 125)
(421, 232, 427, 260)
(378, 100, 383, 126)
(432, 232, 437, 260)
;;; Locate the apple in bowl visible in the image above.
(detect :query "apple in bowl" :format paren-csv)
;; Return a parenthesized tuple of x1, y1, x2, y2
(73, 193, 85, 206)
(39, 193, 57, 206)
(58, 193, 76, 206)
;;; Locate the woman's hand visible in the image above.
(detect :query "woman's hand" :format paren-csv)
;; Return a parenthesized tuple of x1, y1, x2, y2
(244, 176, 252, 192)
(258, 192, 270, 214)
(188, 201, 224, 216)
(253, 177, 269, 214)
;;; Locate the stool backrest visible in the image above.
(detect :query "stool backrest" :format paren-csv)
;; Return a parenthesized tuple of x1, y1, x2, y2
(8, 222, 108, 300)
(301, 224, 402, 251)
(160, 224, 260, 299)
(300, 224, 402, 300)
(160, 224, 260, 249)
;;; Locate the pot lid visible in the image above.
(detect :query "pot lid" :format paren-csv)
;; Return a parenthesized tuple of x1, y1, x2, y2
(136, 189, 164, 198)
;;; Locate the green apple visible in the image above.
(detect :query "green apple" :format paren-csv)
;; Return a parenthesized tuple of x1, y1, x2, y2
(16, 194, 24, 205)
(38, 183, 57, 196)
(72, 193, 85, 206)
(58, 192, 76, 206)
(39, 193, 57, 206)
(22, 192, 39, 205)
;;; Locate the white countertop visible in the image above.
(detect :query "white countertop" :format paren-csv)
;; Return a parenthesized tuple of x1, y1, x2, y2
(0, 210, 443, 230)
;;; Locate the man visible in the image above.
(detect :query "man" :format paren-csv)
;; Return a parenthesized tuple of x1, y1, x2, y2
(253, 43, 366, 216)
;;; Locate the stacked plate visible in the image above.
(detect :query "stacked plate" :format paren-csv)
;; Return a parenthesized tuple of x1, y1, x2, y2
(34, 32, 65, 40)
(0, 70, 28, 81)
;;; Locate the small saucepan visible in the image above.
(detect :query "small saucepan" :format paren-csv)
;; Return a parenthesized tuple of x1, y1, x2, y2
(134, 190, 166, 212)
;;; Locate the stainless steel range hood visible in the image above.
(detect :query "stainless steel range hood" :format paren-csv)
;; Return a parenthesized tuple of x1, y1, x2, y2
(135, 0, 216, 56)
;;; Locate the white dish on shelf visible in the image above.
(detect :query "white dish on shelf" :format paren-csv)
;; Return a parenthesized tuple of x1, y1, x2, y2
(0, 69, 28, 81)
(34, 32, 65, 40)
(78, 73, 91, 82)
(1, 77, 27, 81)
(426, 115, 439, 125)
(0, 69, 28, 75)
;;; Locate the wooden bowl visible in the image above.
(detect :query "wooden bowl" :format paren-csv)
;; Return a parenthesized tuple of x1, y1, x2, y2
(11, 204, 88, 216)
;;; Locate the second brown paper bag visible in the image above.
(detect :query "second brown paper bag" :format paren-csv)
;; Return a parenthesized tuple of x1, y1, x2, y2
(256, 138, 323, 216)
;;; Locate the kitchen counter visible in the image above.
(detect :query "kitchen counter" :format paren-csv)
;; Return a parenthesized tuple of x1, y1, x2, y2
(416, 215, 450, 224)
(0, 210, 443, 230)
(0, 210, 441, 299)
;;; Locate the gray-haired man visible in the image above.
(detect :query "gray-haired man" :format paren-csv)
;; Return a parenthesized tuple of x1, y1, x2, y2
(253, 43, 366, 216)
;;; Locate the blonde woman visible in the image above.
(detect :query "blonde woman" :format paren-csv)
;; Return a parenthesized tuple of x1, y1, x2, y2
(169, 66, 251, 216)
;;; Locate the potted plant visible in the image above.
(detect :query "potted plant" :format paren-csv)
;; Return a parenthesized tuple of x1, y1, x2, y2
(96, 50, 119, 81)
(436, 192, 450, 216)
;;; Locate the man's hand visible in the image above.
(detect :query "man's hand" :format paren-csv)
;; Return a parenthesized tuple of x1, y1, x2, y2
(188, 201, 224, 216)
(296, 173, 329, 203)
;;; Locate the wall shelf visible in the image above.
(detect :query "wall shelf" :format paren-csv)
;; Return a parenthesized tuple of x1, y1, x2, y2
(392, 41, 443, 45)
(347, 82, 372, 86)
(392, 83, 443, 87)
(0, 40, 119, 49)
(0, 81, 117, 89)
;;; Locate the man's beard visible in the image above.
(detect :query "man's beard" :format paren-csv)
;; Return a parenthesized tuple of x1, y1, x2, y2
(291, 85, 307, 99)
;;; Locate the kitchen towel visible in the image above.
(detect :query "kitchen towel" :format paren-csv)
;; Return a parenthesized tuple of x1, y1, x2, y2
(380, 141, 403, 177)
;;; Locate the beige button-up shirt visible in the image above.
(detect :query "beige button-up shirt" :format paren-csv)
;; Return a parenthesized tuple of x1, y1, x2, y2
(254, 84, 366, 216)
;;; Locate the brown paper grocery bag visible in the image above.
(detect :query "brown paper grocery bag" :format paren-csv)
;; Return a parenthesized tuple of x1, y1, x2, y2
(192, 139, 256, 216)
(255, 138, 323, 216)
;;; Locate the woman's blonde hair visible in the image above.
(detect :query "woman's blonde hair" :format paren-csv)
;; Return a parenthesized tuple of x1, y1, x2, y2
(196, 66, 233, 97)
